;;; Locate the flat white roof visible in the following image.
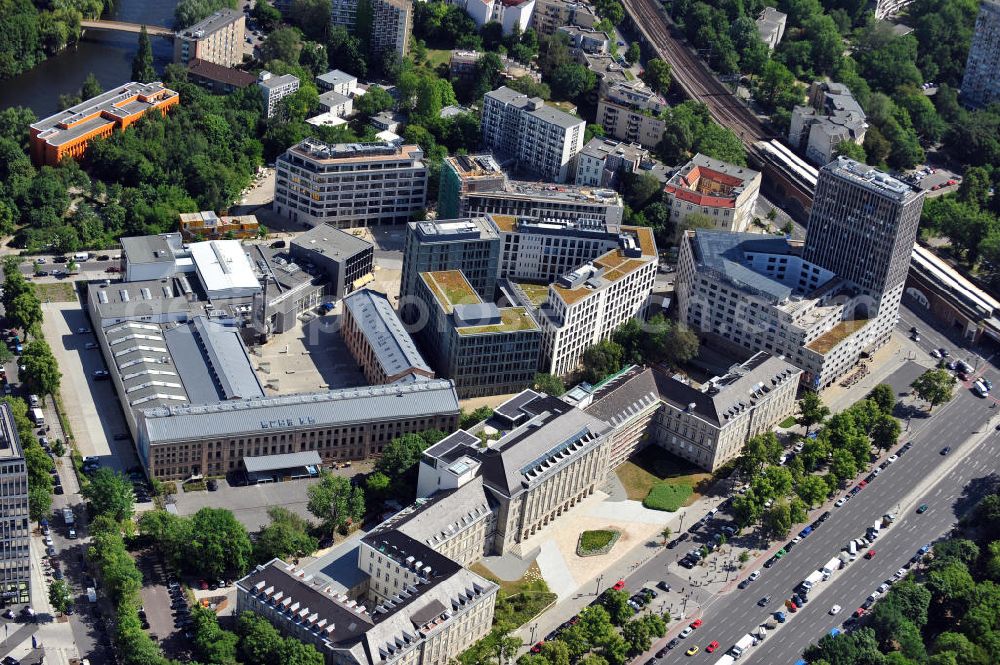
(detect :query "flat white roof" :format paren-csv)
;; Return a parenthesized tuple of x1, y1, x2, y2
(189, 240, 261, 295)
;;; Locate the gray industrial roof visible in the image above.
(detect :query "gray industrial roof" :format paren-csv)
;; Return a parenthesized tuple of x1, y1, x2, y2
(292, 224, 372, 260)
(101, 316, 264, 412)
(689, 231, 795, 303)
(140, 379, 459, 444)
(88, 279, 198, 321)
(243, 451, 322, 473)
(163, 317, 265, 403)
(342, 289, 431, 378)
(121, 233, 184, 265)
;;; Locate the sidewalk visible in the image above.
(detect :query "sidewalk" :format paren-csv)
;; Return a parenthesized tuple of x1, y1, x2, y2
(821, 332, 931, 414)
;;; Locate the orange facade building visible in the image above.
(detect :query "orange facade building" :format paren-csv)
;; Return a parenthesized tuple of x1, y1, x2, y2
(29, 82, 180, 167)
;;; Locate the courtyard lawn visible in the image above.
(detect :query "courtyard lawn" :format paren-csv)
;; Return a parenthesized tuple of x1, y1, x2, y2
(643, 483, 693, 512)
(616, 446, 711, 506)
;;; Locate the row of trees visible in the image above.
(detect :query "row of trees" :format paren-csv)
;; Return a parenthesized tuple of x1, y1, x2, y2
(730, 385, 901, 538)
(4, 396, 55, 521)
(519, 597, 666, 665)
(86, 467, 169, 665)
(803, 491, 1000, 665)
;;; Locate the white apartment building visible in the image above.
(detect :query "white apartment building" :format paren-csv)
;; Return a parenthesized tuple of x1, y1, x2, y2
(258, 71, 300, 119)
(274, 139, 428, 228)
(531, 0, 598, 35)
(595, 82, 668, 148)
(961, 0, 1000, 108)
(574, 138, 649, 187)
(756, 7, 787, 50)
(664, 153, 762, 235)
(450, 0, 535, 32)
(439, 154, 625, 224)
(174, 8, 245, 67)
(652, 353, 801, 470)
(676, 229, 863, 390)
(538, 226, 657, 377)
(369, 0, 413, 58)
(481, 86, 585, 183)
(316, 70, 359, 96)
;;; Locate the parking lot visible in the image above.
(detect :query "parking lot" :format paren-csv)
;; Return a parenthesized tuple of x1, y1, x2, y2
(42, 301, 139, 471)
(165, 462, 370, 530)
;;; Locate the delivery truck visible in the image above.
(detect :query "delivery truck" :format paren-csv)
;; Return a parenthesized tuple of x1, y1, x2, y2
(822, 556, 842, 579)
(729, 634, 755, 658)
(800, 569, 824, 592)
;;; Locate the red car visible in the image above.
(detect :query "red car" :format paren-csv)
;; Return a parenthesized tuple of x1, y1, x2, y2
(946, 179, 957, 186)
(865, 549, 876, 559)
(859, 480, 868, 488)
(531, 642, 544, 653)
(706, 641, 720, 653)
(689, 619, 703, 629)
(853, 607, 866, 618)
(613, 579, 626, 591)
(199, 579, 209, 590)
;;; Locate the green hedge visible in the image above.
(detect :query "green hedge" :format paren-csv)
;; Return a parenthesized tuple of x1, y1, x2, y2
(643, 483, 692, 512)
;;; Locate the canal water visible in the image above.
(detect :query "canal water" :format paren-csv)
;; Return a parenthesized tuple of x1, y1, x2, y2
(0, 0, 178, 115)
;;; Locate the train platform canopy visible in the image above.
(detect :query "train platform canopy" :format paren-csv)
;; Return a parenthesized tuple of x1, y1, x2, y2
(243, 451, 322, 483)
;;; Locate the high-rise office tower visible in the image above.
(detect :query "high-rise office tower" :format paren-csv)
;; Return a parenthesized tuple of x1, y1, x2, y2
(0, 402, 30, 607)
(961, 0, 1000, 108)
(803, 156, 924, 317)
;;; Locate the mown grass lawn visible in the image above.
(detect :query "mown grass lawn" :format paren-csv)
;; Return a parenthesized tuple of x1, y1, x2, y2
(643, 483, 693, 512)
(616, 446, 710, 505)
(779, 415, 798, 428)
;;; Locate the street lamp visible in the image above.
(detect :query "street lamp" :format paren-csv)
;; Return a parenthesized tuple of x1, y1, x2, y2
(530, 623, 538, 644)
(595, 573, 604, 597)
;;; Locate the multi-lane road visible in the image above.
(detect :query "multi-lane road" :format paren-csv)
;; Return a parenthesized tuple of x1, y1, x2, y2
(635, 358, 999, 664)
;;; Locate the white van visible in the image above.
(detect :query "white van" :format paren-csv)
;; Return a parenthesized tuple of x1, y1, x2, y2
(73, 252, 90, 261)
(30, 408, 44, 425)
(28, 394, 39, 408)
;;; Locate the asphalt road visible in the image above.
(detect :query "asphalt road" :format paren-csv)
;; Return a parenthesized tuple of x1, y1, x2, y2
(633, 357, 1000, 663)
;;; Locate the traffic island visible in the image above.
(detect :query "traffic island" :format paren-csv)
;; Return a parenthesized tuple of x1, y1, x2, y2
(577, 528, 621, 556)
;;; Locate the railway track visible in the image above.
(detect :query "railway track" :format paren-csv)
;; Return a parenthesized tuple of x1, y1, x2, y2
(622, 0, 770, 149)
(623, 0, 820, 210)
